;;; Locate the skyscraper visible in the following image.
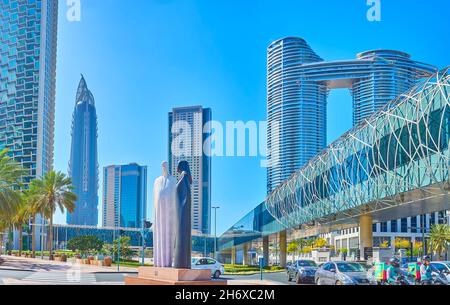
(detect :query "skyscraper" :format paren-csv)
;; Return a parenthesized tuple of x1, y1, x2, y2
(266, 37, 436, 194)
(0, 0, 58, 183)
(168, 106, 212, 235)
(102, 164, 147, 229)
(67, 76, 99, 226)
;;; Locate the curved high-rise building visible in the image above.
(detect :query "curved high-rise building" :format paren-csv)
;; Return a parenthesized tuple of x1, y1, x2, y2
(267, 38, 327, 192)
(67, 76, 99, 226)
(267, 37, 436, 194)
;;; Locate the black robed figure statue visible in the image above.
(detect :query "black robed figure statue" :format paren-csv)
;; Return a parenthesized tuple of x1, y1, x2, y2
(173, 161, 193, 269)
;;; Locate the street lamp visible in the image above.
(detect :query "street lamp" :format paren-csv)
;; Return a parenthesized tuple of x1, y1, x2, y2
(212, 206, 220, 259)
(40, 216, 45, 260)
(141, 220, 152, 266)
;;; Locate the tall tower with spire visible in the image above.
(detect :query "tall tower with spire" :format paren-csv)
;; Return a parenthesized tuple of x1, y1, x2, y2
(67, 76, 99, 226)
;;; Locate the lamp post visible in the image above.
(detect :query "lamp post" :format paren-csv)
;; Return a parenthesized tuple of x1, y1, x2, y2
(212, 206, 220, 259)
(140, 220, 152, 266)
(40, 216, 45, 260)
(117, 228, 121, 272)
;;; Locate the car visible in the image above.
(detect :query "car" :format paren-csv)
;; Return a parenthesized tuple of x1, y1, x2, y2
(287, 260, 318, 284)
(430, 261, 450, 284)
(191, 257, 225, 279)
(315, 261, 371, 285)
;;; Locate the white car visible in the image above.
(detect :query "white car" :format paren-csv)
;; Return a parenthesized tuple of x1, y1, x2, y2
(431, 261, 450, 283)
(191, 257, 225, 279)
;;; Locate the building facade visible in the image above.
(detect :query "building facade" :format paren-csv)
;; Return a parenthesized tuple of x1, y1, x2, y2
(168, 106, 212, 234)
(66, 76, 99, 226)
(1, 0, 59, 251)
(0, 0, 58, 183)
(102, 164, 147, 229)
(266, 37, 436, 193)
(324, 211, 450, 258)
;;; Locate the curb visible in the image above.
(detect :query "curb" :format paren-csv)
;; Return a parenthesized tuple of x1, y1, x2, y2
(0, 267, 36, 273)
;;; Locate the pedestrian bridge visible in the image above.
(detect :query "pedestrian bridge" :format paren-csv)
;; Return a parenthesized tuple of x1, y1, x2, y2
(266, 67, 450, 231)
(219, 67, 450, 251)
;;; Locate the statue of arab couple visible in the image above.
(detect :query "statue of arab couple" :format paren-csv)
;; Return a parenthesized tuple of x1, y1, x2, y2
(153, 160, 192, 269)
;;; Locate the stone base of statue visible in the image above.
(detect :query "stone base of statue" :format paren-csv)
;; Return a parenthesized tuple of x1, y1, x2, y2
(125, 267, 228, 286)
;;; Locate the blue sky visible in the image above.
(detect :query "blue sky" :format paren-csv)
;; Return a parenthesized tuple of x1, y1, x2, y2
(53, 0, 450, 234)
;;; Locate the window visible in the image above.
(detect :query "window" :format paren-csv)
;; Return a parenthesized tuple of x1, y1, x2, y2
(411, 217, 417, 233)
(438, 211, 447, 224)
(380, 222, 388, 233)
(322, 263, 332, 271)
(430, 213, 436, 227)
(401, 218, 408, 233)
(390, 221, 397, 233)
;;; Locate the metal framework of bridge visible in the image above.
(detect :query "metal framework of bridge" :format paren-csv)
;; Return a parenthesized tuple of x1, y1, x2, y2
(265, 67, 450, 233)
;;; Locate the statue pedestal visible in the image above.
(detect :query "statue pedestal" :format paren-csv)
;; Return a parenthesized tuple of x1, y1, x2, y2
(125, 267, 227, 285)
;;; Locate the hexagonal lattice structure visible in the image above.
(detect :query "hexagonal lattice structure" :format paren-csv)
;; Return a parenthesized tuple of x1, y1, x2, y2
(266, 67, 450, 230)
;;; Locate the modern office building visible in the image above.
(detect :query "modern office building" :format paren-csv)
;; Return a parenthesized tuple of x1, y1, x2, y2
(266, 37, 437, 193)
(102, 164, 147, 229)
(0, 0, 59, 183)
(168, 106, 212, 234)
(66, 76, 99, 226)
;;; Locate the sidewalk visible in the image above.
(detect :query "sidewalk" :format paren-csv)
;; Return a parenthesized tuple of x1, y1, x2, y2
(0, 255, 137, 273)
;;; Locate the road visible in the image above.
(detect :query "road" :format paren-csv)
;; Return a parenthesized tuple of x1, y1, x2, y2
(223, 272, 305, 285)
(0, 256, 301, 285)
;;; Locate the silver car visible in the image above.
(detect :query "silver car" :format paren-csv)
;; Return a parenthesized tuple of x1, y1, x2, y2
(315, 261, 371, 285)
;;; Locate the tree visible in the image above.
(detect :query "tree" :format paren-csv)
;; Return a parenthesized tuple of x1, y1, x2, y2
(287, 242, 298, 262)
(29, 171, 77, 260)
(313, 238, 328, 249)
(380, 240, 390, 248)
(429, 224, 450, 260)
(302, 246, 313, 254)
(11, 196, 32, 256)
(109, 236, 135, 261)
(0, 149, 25, 218)
(0, 218, 8, 256)
(67, 236, 104, 257)
(395, 238, 411, 250)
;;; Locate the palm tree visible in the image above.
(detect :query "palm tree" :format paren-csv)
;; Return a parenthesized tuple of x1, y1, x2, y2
(21, 188, 40, 258)
(0, 217, 7, 256)
(29, 171, 77, 260)
(11, 196, 32, 256)
(0, 149, 26, 217)
(429, 224, 450, 260)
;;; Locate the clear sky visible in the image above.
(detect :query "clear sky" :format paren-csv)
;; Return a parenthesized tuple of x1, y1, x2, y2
(53, 0, 450, 235)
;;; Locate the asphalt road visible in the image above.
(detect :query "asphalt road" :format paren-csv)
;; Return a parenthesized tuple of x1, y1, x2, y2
(223, 271, 300, 285)
(0, 256, 303, 285)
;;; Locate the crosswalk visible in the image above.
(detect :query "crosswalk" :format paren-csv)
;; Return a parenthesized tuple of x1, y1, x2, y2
(21, 271, 97, 285)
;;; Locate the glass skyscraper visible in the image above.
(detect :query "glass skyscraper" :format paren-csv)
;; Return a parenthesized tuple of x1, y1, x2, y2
(168, 106, 212, 235)
(0, 0, 58, 183)
(102, 164, 147, 229)
(266, 37, 436, 194)
(67, 76, 99, 226)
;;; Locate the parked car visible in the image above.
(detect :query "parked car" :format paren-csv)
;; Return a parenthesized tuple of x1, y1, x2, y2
(191, 257, 225, 279)
(315, 261, 371, 285)
(287, 260, 318, 284)
(430, 262, 450, 285)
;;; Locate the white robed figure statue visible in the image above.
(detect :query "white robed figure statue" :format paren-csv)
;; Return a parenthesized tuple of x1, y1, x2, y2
(153, 161, 177, 267)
